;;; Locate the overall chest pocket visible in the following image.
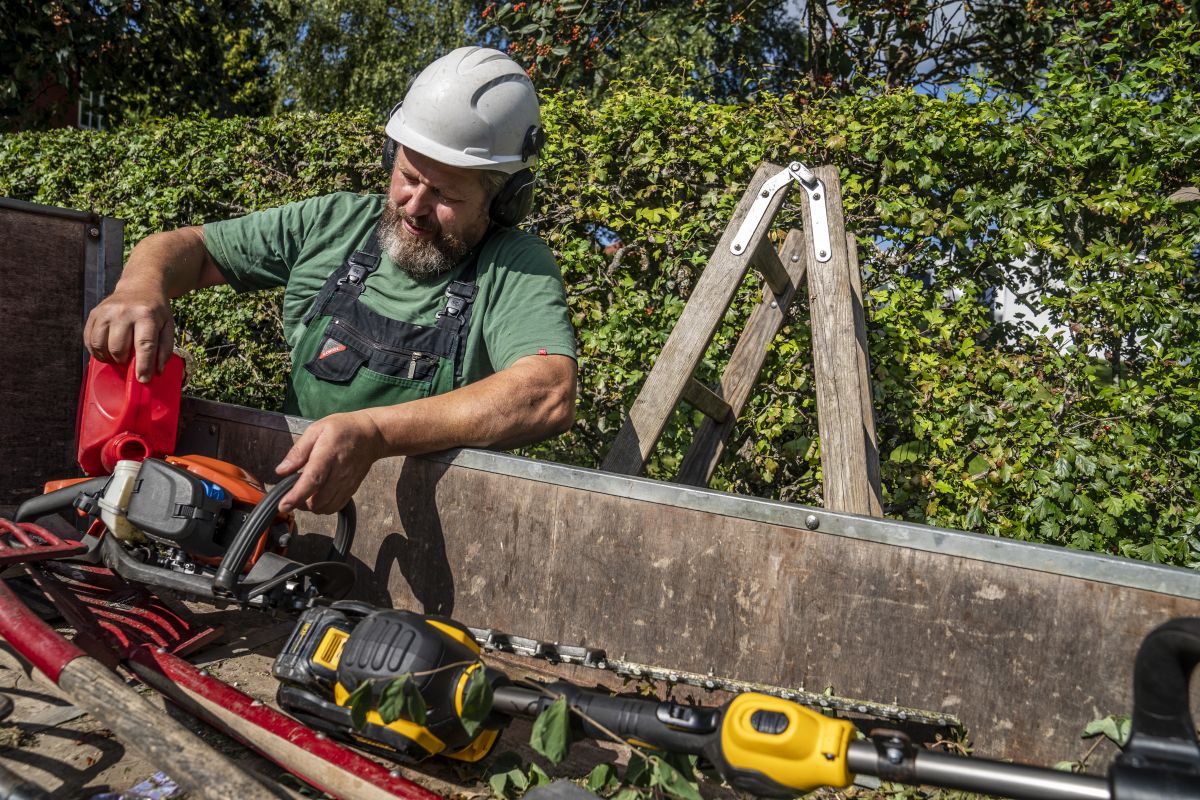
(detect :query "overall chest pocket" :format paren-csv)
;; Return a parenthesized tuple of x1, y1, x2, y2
(304, 316, 440, 384)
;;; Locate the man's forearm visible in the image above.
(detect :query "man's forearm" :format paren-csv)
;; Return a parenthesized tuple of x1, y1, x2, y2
(273, 354, 576, 514)
(363, 354, 577, 456)
(116, 227, 225, 298)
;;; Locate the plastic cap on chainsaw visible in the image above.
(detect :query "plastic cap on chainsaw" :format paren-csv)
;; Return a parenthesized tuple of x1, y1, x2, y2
(76, 354, 184, 476)
(385, 47, 540, 175)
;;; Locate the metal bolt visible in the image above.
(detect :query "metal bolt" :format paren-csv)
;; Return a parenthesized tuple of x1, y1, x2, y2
(790, 254, 800, 262)
(156, 646, 166, 654)
(805, 514, 819, 530)
(813, 192, 821, 201)
(886, 746, 904, 764)
(733, 243, 743, 253)
(88, 226, 100, 238)
(251, 699, 263, 707)
(389, 770, 402, 779)
(761, 189, 770, 198)
(315, 732, 327, 740)
(824, 753, 836, 761)
(819, 250, 828, 259)
(198, 669, 209, 678)
(770, 301, 778, 309)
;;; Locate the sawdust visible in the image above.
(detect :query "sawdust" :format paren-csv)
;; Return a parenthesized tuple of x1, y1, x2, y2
(0, 723, 28, 750)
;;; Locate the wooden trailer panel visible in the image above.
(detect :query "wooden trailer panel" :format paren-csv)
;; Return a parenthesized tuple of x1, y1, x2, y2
(0, 199, 121, 514)
(180, 397, 1200, 771)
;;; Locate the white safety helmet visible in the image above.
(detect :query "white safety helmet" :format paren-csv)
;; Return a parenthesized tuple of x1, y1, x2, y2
(385, 47, 542, 175)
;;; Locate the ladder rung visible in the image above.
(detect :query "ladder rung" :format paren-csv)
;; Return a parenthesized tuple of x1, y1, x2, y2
(682, 378, 732, 422)
(753, 239, 791, 296)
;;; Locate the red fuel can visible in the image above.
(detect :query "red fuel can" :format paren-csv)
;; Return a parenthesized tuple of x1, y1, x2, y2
(76, 355, 185, 476)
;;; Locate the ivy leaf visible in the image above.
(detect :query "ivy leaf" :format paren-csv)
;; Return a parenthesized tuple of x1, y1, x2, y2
(378, 674, 426, 726)
(586, 763, 619, 793)
(650, 755, 703, 800)
(624, 752, 652, 786)
(1083, 714, 1131, 747)
(528, 763, 552, 788)
(529, 695, 571, 764)
(487, 753, 528, 800)
(460, 670, 494, 737)
(346, 680, 373, 731)
(889, 441, 926, 463)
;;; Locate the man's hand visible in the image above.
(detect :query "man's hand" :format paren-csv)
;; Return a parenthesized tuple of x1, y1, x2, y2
(275, 411, 386, 515)
(82, 227, 226, 383)
(274, 353, 575, 515)
(84, 285, 175, 383)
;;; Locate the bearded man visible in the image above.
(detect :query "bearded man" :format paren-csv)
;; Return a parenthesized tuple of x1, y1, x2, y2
(82, 48, 577, 515)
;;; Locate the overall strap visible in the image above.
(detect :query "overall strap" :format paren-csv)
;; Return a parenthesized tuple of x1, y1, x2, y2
(436, 255, 480, 334)
(302, 222, 383, 326)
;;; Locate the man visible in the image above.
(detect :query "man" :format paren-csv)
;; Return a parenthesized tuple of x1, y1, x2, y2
(83, 47, 578, 516)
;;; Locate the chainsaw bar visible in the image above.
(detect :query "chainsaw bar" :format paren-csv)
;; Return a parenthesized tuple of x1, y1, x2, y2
(467, 626, 958, 728)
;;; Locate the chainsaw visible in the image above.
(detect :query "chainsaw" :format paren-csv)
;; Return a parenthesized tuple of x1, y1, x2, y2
(273, 603, 1200, 800)
(14, 454, 356, 611)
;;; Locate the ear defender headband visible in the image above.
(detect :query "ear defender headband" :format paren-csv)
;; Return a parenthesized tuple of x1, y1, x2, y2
(381, 102, 544, 227)
(380, 101, 404, 174)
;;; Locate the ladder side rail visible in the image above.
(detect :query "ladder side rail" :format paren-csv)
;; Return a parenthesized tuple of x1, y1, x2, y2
(804, 166, 882, 515)
(846, 229, 882, 505)
(601, 163, 791, 475)
(676, 229, 808, 486)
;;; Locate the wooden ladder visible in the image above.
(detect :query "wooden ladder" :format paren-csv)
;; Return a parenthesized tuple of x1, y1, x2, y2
(601, 161, 883, 516)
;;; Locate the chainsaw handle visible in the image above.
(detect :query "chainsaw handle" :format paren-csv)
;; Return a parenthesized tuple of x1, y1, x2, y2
(1127, 617, 1200, 743)
(213, 474, 356, 598)
(326, 497, 355, 563)
(212, 474, 299, 597)
(1109, 617, 1200, 800)
(493, 682, 719, 754)
(13, 477, 109, 523)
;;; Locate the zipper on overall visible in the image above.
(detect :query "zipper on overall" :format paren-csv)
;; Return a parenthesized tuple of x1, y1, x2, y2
(330, 318, 434, 380)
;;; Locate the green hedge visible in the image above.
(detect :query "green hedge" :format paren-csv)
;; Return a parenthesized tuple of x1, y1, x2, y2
(3, 5, 1198, 567)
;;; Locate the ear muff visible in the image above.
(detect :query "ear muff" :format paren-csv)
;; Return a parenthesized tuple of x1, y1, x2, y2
(489, 169, 536, 228)
(489, 126, 544, 227)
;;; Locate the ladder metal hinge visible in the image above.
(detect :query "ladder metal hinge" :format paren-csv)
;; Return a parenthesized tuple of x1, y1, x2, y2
(730, 162, 831, 264)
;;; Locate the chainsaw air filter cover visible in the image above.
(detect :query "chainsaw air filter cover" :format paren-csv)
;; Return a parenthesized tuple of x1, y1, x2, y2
(125, 458, 232, 557)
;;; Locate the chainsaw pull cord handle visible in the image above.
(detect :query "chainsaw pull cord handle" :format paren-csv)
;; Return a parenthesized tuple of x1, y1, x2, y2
(1109, 617, 1200, 800)
(213, 473, 356, 598)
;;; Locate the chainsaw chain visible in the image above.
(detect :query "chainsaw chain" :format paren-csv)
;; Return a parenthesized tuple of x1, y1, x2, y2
(467, 626, 958, 728)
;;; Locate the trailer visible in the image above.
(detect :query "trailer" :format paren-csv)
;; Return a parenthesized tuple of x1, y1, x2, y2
(1, 194, 1198, 795)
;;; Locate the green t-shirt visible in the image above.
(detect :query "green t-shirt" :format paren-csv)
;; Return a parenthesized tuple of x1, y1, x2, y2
(203, 192, 576, 413)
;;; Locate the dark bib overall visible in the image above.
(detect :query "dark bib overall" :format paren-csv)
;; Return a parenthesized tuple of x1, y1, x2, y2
(286, 222, 481, 419)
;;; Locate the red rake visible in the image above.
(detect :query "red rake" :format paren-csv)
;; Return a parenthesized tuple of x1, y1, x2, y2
(0, 519, 87, 565)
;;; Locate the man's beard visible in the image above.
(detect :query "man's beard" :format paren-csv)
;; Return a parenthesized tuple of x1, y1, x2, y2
(378, 201, 472, 279)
